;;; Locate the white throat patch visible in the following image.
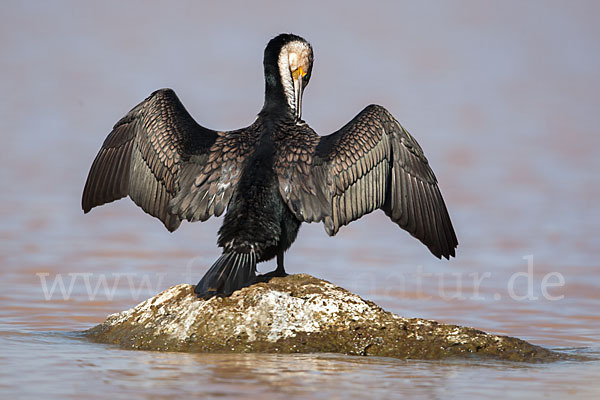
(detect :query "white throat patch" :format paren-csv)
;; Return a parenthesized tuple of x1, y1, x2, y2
(277, 41, 311, 115)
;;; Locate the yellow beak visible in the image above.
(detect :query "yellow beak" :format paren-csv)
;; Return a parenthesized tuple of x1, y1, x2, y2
(292, 67, 306, 121)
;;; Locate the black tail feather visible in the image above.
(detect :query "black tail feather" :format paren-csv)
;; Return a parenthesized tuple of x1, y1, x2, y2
(194, 251, 257, 299)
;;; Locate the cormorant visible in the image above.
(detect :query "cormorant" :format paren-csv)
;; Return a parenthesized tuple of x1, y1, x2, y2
(82, 33, 458, 299)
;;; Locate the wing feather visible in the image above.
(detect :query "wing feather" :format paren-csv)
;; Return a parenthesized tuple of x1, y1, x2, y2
(279, 104, 457, 259)
(82, 88, 254, 231)
(169, 128, 257, 222)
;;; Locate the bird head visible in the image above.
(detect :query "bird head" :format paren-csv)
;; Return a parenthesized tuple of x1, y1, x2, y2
(263, 33, 313, 121)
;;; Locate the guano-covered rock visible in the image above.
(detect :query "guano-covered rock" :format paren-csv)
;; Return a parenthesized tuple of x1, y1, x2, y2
(85, 274, 564, 362)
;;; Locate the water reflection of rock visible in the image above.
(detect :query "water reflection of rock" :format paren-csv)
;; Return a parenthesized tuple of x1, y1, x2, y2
(86, 274, 567, 362)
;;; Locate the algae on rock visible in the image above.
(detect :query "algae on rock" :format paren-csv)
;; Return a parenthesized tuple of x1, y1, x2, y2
(85, 274, 563, 362)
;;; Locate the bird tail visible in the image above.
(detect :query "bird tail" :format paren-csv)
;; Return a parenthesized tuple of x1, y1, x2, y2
(194, 251, 257, 299)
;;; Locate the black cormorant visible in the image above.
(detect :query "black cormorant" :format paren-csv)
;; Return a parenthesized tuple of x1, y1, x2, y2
(82, 33, 458, 299)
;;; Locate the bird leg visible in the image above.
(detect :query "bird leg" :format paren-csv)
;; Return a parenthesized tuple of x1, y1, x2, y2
(258, 252, 288, 279)
(274, 252, 287, 276)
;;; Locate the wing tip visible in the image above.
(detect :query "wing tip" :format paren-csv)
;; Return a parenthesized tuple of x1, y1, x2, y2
(430, 240, 458, 260)
(81, 194, 96, 214)
(442, 242, 458, 260)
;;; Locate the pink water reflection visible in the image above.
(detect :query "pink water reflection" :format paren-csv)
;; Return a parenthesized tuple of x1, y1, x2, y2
(1, 1, 599, 399)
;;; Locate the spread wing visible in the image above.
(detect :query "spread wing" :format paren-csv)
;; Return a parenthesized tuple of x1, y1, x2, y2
(82, 88, 255, 231)
(280, 104, 458, 259)
(168, 126, 257, 223)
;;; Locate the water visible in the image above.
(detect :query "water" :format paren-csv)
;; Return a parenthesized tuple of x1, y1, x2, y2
(1, 1, 599, 398)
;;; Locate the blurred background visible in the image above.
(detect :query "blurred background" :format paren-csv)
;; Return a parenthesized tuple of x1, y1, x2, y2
(1, 1, 599, 398)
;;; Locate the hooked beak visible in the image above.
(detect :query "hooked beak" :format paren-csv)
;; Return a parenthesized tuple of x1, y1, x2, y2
(292, 67, 305, 121)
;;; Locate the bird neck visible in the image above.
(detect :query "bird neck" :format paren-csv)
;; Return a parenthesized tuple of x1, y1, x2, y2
(260, 58, 297, 121)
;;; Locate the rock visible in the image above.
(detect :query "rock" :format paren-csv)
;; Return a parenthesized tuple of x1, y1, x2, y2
(85, 274, 565, 362)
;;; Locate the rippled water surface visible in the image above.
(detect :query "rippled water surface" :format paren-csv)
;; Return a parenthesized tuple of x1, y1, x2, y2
(1, 1, 599, 398)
